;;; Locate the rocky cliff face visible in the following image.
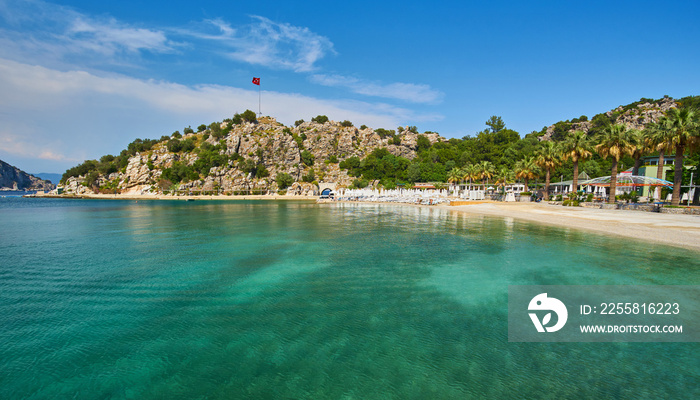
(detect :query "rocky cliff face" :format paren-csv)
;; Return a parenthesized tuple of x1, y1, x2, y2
(62, 117, 445, 195)
(0, 159, 56, 191)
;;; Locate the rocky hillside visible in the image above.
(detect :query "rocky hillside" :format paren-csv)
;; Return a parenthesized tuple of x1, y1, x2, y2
(539, 96, 678, 141)
(0, 159, 55, 191)
(60, 117, 444, 196)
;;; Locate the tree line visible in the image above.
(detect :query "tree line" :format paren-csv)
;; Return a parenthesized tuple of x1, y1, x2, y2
(439, 107, 700, 206)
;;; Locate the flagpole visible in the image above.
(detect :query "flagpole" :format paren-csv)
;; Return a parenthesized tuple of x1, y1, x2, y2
(252, 77, 261, 117)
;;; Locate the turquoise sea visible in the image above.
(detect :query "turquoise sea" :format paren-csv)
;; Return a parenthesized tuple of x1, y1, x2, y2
(0, 198, 698, 399)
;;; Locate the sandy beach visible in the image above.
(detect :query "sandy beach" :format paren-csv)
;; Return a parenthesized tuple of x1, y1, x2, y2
(439, 202, 700, 252)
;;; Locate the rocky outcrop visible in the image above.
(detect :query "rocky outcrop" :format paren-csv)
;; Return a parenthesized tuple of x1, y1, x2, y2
(61, 117, 446, 195)
(0, 159, 55, 191)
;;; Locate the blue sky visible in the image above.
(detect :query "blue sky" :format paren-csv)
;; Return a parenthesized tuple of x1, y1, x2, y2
(1, 0, 699, 173)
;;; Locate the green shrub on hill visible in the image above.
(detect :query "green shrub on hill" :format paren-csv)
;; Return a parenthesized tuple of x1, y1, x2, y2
(311, 115, 328, 124)
(301, 150, 314, 166)
(276, 173, 294, 189)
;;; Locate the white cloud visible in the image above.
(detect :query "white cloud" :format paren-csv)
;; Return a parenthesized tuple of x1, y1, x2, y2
(67, 17, 174, 55)
(0, 58, 441, 172)
(311, 74, 443, 104)
(0, 0, 174, 67)
(181, 16, 335, 72)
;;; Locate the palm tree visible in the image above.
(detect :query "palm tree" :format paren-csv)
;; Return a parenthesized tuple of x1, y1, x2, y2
(628, 129, 647, 176)
(478, 161, 495, 187)
(513, 157, 538, 191)
(462, 164, 479, 190)
(664, 107, 700, 206)
(595, 124, 635, 204)
(494, 167, 514, 198)
(560, 130, 592, 193)
(534, 141, 560, 201)
(644, 120, 673, 200)
(447, 167, 463, 194)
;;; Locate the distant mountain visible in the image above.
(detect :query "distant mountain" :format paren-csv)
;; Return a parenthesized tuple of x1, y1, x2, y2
(34, 173, 62, 184)
(0, 159, 56, 191)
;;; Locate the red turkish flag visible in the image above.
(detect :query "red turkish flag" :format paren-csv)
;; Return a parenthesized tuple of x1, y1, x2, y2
(252, 77, 260, 85)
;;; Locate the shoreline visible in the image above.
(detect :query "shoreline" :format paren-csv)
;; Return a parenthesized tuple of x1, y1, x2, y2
(339, 200, 700, 253)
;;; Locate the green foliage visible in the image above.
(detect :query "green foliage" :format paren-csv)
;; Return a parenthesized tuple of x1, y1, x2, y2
(339, 156, 361, 172)
(341, 148, 414, 182)
(256, 164, 269, 178)
(302, 168, 315, 182)
(311, 115, 329, 124)
(485, 116, 506, 133)
(182, 139, 196, 152)
(340, 120, 353, 127)
(241, 110, 257, 122)
(167, 139, 183, 152)
(161, 161, 200, 184)
(301, 150, 315, 166)
(292, 133, 304, 149)
(239, 158, 257, 175)
(326, 155, 339, 164)
(192, 144, 230, 177)
(62, 161, 95, 183)
(351, 178, 369, 188)
(127, 138, 159, 155)
(62, 136, 161, 182)
(550, 121, 572, 141)
(390, 135, 401, 145)
(677, 95, 700, 110)
(295, 119, 304, 127)
(232, 110, 257, 124)
(172, 131, 181, 138)
(209, 122, 224, 139)
(589, 113, 614, 136)
(276, 173, 294, 189)
(197, 124, 207, 132)
(416, 135, 431, 152)
(84, 171, 99, 188)
(97, 159, 118, 175)
(360, 125, 368, 130)
(183, 126, 194, 134)
(375, 128, 396, 138)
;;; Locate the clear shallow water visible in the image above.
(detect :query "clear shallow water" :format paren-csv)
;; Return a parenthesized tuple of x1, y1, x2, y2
(0, 198, 698, 399)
